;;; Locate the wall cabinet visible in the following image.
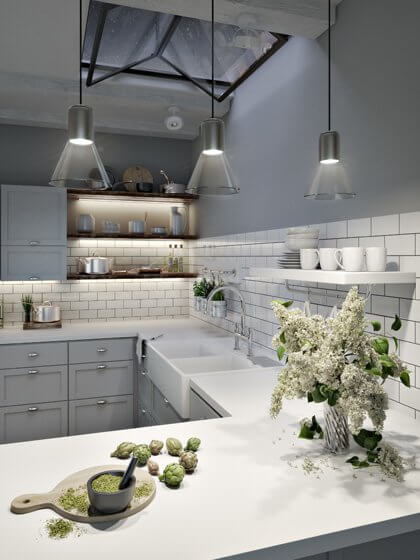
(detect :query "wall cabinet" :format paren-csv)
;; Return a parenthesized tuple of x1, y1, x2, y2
(0, 337, 135, 444)
(0, 184, 67, 280)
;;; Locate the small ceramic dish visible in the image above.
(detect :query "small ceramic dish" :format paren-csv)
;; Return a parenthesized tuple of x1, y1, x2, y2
(87, 470, 135, 514)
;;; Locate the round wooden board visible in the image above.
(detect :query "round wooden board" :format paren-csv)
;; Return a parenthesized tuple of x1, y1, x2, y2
(122, 165, 153, 190)
(10, 464, 156, 524)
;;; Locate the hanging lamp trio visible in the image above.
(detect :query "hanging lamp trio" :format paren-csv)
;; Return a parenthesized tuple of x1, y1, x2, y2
(51, 0, 354, 200)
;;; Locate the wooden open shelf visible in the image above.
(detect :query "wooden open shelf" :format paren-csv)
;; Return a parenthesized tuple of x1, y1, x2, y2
(68, 272, 197, 280)
(67, 189, 198, 203)
(68, 233, 198, 240)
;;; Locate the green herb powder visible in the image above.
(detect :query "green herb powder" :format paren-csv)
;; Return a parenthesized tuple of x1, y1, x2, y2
(91, 473, 123, 493)
(45, 518, 76, 539)
(133, 482, 153, 499)
(58, 487, 89, 514)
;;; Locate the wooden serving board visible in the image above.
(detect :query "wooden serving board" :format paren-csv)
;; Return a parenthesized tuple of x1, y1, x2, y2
(10, 464, 156, 524)
(23, 320, 62, 330)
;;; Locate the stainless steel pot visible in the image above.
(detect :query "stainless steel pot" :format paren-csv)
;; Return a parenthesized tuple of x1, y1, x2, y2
(78, 253, 113, 275)
(33, 301, 61, 323)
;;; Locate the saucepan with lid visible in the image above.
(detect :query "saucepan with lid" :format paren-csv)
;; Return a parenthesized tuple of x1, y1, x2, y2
(78, 253, 113, 275)
(32, 301, 61, 323)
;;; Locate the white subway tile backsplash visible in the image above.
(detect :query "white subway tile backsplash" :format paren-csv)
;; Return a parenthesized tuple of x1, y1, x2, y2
(400, 211, 420, 234)
(326, 221, 347, 239)
(348, 218, 371, 237)
(372, 214, 399, 236)
(385, 234, 415, 256)
(371, 295, 399, 317)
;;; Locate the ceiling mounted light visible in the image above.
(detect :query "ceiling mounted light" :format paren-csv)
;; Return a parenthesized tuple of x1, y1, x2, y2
(50, 0, 110, 190)
(305, 0, 355, 200)
(187, 0, 239, 197)
(165, 106, 184, 131)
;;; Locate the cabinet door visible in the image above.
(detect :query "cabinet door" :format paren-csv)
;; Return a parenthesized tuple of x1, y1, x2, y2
(0, 401, 68, 444)
(152, 385, 182, 425)
(69, 395, 134, 436)
(0, 365, 68, 406)
(69, 360, 133, 400)
(139, 369, 153, 410)
(1, 245, 67, 281)
(1, 184, 67, 246)
(138, 407, 157, 428)
(190, 390, 222, 421)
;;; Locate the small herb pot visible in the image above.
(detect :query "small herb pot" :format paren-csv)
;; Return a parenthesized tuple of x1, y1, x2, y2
(87, 470, 135, 514)
(194, 296, 206, 312)
(210, 300, 227, 318)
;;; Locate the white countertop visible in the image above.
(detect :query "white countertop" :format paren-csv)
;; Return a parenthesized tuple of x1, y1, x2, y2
(0, 318, 231, 344)
(2, 363, 420, 560)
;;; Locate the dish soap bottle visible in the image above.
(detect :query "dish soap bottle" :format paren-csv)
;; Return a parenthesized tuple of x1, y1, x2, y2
(173, 244, 179, 273)
(178, 244, 184, 273)
(167, 244, 174, 272)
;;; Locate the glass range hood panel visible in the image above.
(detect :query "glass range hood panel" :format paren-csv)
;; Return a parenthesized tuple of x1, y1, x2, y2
(83, 1, 287, 100)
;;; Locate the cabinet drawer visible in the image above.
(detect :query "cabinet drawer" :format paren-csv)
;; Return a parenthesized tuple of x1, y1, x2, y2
(69, 395, 134, 436)
(1, 245, 67, 281)
(152, 385, 182, 425)
(0, 342, 67, 369)
(69, 338, 133, 364)
(139, 369, 153, 410)
(69, 360, 133, 400)
(190, 390, 222, 420)
(0, 401, 68, 444)
(0, 365, 67, 406)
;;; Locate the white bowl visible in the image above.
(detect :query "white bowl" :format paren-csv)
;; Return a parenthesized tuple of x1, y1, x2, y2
(285, 238, 318, 251)
(288, 227, 319, 235)
(287, 232, 319, 239)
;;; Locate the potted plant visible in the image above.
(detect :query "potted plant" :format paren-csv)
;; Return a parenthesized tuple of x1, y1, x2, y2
(210, 284, 227, 319)
(192, 279, 208, 312)
(21, 295, 33, 324)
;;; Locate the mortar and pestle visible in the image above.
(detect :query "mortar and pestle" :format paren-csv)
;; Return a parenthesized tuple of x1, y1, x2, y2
(87, 457, 137, 514)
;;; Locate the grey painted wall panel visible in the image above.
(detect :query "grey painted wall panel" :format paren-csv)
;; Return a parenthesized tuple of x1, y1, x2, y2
(197, 0, 420, 237)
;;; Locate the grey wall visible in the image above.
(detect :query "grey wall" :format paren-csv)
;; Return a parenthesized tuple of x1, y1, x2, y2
(0, 124, 193, 186)
(197, 0, 420, 237)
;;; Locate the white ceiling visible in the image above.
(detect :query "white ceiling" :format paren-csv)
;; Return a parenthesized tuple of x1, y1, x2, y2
(0, 0, 339, 139)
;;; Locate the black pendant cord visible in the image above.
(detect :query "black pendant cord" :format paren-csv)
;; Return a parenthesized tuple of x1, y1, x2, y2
(79, 0, 83, 105)
(328, 0, 331, 131)
(211, 0, 215, 118)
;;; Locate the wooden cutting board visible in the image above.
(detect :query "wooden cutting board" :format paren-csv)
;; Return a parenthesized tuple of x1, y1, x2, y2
(10, 464, 156, 524)
(122, 165, 153, 185)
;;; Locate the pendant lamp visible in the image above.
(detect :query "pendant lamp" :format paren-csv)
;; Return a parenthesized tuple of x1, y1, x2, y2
(50, 0, 110, 189)
(305, 0, 355, 200)
(187, 0, 239, 196)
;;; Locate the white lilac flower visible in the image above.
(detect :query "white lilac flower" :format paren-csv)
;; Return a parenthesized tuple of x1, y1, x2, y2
(377, 443, 405, 482)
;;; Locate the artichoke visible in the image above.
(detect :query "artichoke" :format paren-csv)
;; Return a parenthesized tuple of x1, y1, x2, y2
(159, 463, 185, 488)
(110, 442, 136, 459)
(149, 440, 164, 456)
(185, 437, 201, 452)
(132, 444, 151, 466)
(147, 459, 159, 476)
(179, 451, 198, 473)
(166, 437, 183, 456)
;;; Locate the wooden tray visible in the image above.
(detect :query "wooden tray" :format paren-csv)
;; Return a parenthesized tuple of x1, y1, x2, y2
(10, 464, 156, 523)
(23, 321, 62, 330)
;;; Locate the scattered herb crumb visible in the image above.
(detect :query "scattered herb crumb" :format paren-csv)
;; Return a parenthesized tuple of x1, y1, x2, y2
(302, 457, 321, 475)
(58, 487, 89, 514)
(45, 518, 78, 539)
(133, 482, 154, 500)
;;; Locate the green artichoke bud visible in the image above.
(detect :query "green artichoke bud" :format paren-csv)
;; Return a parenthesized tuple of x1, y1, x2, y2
(185, 437, 201, 452)
(159, 463, 185, 488)
(110, 442, 136, 459)
(147, 459, 159, 476)
(166, 437, 183, 456)
(132, 444, 151, 466)
(149, 440, 164, 456)
(179, 451, 198, 473)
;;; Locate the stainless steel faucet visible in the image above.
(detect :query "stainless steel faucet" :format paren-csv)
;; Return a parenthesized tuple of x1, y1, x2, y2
(205, 284, 253, 357)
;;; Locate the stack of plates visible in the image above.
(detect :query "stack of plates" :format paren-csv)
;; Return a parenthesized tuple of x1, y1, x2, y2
(278, 252, 301, 269)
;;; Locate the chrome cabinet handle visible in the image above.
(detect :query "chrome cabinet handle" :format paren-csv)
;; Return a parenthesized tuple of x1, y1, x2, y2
(28, 369, 38, 374)
(29, 241, 40, 246)
(97, 400, 107, 405)
(97, 348, 107, 353)
(163, 398, 169, 405)
(141, 370, 148, 376)
(28, 276, 40, 281)
(96, 364, 107, 370)
(28, 407, 38, 412)
(28, 352, 39, 358)
(141, 409, 146, 414)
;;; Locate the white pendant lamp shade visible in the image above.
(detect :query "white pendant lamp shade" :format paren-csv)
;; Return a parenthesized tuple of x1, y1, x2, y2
(187, 118, 239, 195)
(50, 105, 110, 189)
(305, 160, 354, 200)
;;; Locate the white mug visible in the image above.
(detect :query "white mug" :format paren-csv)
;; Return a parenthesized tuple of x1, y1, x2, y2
(319, 248, 339, 271)
(366, 247, 387, 272)
(128, 220, 145, 234)
(335, 247, 365, 272)
(300, 249, 319, 270)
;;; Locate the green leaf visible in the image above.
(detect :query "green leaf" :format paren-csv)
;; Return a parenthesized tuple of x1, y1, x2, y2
(400, 370, 411, 388)
(391, 315, 402, 331)
(327, 390, 339, 407)
(311, 385, 327, 403)
(369, 367, 383, 377)
(307, 392, 314, 403)
(353, 429, 382, 451)
(298, 423, 315, 439)
(392, 336, 399, 351)
(279, 331, 286, 344)
(379, 354, 394, 368)
(371, 320, 382, 332)
(367, 450, 379, 463)
(276, 345, 286, 361)
(298, 416, 324, 440)
(371, 337, 389, 355)
(273, 299, 293, 308)
(346, 456, 371, 469)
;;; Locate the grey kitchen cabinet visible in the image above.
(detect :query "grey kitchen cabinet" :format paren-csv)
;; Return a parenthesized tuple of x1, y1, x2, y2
(0, 365, 68, 406)
(138, 368, 153, 410)
(69, 360, 133, 400)
(0, 342, 67, 369)
(0, 401, 68, 444)
(1, 184, 67, 246)
(69, 395, 134, 436)
(1, 245, 67, 281)
(138, 407, 157, 428)
(190, 389, 223, 421)
(152, 384, 182, 425)
(69, 338, 134, 364)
